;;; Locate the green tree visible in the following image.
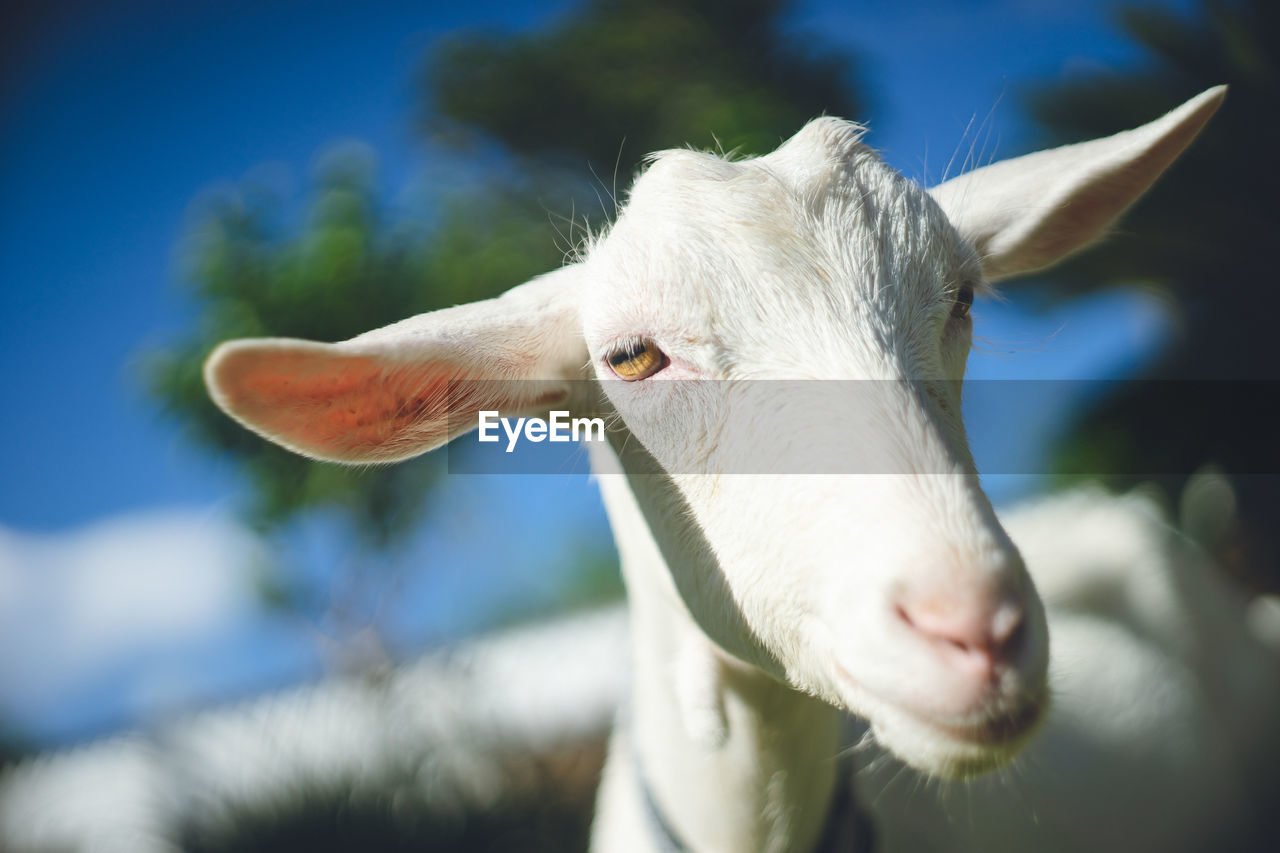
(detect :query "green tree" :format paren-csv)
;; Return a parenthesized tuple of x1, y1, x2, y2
(1026, 0, 1280, 586)
(422, 0, 863, 183)
(147, 0, 866, 627)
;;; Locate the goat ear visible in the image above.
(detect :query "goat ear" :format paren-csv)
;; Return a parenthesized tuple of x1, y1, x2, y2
(203, 265, 587, 464)
(930, 86, 1226, 282)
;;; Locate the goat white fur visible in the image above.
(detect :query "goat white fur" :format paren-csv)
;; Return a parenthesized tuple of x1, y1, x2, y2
(204, 86, 1278, 851)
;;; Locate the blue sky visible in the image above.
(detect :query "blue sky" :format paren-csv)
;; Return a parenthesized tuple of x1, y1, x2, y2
(0, 0, 1200, 743)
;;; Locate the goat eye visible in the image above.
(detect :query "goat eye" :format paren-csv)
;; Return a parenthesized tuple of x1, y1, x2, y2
(606, 339, 666, 381)
(951, 282, 975, 319)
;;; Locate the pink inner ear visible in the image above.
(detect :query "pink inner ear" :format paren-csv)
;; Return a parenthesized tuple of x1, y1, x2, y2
(211, 343, 568, 464)
(214, 345, 465, 463)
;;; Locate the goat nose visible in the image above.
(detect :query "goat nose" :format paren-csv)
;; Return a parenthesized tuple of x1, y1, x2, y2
(894, 595, 1025, 680)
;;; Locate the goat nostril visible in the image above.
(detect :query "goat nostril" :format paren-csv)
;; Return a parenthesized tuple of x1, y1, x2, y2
(994, 606, 1027, 660)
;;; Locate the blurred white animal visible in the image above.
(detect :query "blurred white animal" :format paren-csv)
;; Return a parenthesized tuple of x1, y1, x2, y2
(867, 485, 1280, 852)
(205, 85, 1278, 851)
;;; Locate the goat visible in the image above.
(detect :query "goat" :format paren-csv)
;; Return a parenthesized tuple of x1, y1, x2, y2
(203, 86, 1278, 851)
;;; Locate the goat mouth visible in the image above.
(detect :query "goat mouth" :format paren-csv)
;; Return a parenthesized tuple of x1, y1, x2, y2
(835, 662, 1047, 753)
(862, 688, 1048, 779)
(900, 694, 1046, 747)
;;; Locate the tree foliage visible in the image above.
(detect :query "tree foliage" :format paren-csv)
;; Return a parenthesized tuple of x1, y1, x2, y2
(1027, 0, 1280, 585)
(421, 0, 864, 193)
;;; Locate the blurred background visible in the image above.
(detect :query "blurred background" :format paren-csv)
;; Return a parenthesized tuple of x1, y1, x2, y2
(2, 0, 1277, 849)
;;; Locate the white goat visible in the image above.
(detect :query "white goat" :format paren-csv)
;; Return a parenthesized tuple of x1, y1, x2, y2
(204, 86, 1278, 851)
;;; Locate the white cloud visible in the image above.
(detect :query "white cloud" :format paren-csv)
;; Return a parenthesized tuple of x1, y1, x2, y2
(0, 508, 266, 724)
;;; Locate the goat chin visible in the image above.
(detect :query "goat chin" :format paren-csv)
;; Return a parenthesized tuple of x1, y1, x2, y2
(865, 689, 1050, 780)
